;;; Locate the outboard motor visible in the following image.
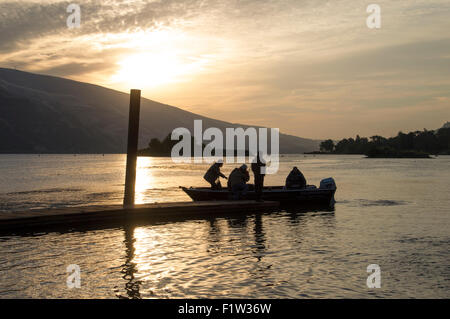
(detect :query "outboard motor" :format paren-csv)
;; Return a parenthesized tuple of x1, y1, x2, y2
(320, 177, 336, 190)
(320, 177, 337, 206)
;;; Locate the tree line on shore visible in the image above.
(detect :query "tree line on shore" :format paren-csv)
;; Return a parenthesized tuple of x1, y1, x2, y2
(138, 134, 250, 157)
(139, 134, 182, 156)
(319, 127, 450, 157)
(139, 127, 450, 158)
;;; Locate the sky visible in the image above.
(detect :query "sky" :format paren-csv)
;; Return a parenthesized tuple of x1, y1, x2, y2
(0, 0, 449, 139)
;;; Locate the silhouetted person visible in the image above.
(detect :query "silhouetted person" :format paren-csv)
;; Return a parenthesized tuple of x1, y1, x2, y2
(204, 160, 227, 189)
(251, 153, 266, 201)
(228, 164, 250, 200)
(286, 166, 307, 189)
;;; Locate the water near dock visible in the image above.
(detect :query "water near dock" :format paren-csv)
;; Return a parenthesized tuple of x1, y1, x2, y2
(0, 154, 449, 298)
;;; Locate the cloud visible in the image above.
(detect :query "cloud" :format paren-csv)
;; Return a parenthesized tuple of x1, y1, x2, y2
(0, 0, 449, 138)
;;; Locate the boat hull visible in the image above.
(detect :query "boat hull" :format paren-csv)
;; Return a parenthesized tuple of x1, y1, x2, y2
(181, 186, 336, 207)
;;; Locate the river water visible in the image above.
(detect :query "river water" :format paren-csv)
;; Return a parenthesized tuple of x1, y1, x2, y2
(0, 154, 448, 298)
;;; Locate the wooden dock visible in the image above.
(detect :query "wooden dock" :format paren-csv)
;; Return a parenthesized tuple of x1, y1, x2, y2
(0, 200, 279, 233)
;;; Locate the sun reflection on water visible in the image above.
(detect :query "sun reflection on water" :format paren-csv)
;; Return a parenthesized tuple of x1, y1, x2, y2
(135, 157, 156, 204)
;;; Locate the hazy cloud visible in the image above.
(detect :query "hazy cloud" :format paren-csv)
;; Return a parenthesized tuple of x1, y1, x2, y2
(0, 0, 449, 138)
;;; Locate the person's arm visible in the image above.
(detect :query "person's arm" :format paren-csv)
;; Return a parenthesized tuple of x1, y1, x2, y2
(219, 171, 227, 179)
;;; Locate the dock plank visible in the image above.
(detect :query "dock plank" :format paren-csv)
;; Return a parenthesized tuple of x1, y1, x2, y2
(0, 201, 279, 232)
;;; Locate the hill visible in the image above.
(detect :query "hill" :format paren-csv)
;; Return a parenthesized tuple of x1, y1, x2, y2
(0, 68, 319, 154)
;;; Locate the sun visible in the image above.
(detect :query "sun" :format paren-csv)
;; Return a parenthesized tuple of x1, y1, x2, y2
(111, 51, 207, 89)
(111, 52, 180, 88)
(106, 28, 212, 90)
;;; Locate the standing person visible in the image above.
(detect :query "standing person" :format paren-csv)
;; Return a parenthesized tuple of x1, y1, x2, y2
(285, 166, 307, 189)
(251, 152, 266, 201)
(227, 164, 250, 200)
(203, 160, 227, 189)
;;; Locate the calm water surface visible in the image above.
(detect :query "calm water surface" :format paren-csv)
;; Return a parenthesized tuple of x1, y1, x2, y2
(0, 154, 448, 298)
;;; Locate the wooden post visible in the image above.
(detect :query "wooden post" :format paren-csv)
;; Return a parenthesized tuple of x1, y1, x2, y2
(123, 89, 141, 208)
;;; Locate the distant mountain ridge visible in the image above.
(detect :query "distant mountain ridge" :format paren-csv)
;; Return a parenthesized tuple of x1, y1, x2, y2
(0, 68, 320, 154)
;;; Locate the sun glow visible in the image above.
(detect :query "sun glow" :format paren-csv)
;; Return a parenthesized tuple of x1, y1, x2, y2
(111, 51, 208, 88)
(104, 29, 218, 90)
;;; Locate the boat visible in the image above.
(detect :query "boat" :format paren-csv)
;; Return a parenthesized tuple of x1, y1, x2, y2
(181, 178, 337, 207)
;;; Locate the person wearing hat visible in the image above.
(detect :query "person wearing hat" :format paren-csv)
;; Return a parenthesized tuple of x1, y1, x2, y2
(203, 159, 227, 189)
(227, 164, 250, 200)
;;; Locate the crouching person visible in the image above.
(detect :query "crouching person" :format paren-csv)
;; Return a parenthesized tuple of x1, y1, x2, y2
(203, 160, 227, 189)
(285, 166, 307, 189)
(227, 164, 250, 200)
